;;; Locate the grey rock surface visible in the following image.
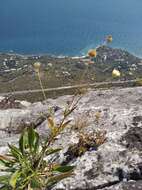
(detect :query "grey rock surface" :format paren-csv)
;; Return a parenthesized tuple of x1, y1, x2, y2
(0, 87, 142, 190)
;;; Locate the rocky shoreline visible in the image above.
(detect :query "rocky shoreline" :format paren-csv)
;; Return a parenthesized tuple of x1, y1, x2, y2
(0, 86, 142, 189)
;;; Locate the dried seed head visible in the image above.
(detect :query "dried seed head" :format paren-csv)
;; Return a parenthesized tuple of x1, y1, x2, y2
(88, 49, 97, 58)
(106, 35, 113, 43)
(34, 62, 41, 72)
(112, 69, 121, 78)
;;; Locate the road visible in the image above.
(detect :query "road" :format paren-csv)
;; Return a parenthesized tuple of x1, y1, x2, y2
(0, 79, 139, 97)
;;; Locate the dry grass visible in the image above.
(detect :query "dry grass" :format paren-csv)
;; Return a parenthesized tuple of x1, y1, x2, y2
(71, 113, 90, 132)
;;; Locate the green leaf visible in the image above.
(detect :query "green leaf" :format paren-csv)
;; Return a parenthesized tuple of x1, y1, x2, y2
(9, 170, 21, 188)
(53, 165, 74, 173)
(0, 155, 14, 167)
(46, 148, 62, 156)
(34, 132, 39, 154)
(30, 177, 42, 189)
(0, 175, 10, 185)
(28, 127, 39, 153)
(8, 144, 22, 160)
(28, 127, 36, 150)
(46, 172, 73, 187)
(0, 185, 10, 190)
(19, 129, 28, 155)
(0, 155, 12, 162)
(2, 167, 16, 173)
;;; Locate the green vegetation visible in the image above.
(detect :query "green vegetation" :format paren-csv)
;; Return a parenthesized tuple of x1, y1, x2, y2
(0, 64, 80, 189)
(65, 131, 107, 161)
(0, 104, 76, 189)
(0, 57, 108, 189)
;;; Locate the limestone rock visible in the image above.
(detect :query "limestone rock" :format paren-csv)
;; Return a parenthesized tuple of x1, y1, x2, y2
(1, 87, 142, 189)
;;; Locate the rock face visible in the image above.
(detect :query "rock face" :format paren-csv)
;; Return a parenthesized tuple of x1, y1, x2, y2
(0, 87, 142, 189)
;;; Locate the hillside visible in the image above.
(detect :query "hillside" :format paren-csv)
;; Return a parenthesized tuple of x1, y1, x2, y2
(0, 46, 142, 95)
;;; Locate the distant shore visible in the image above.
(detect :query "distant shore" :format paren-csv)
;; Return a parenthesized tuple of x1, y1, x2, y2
(0, 46, 141, 60)
(0, 45, 142, 102)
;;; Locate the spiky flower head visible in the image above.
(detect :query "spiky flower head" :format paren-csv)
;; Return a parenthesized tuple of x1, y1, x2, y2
(88, 49, 97, 58)
(106, 35, 113, 43)
(112, 69, 121, 78)
(34, 62, 41, 72)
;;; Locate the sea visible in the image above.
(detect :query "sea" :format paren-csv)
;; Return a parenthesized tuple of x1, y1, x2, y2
(0, 0, 142, 57)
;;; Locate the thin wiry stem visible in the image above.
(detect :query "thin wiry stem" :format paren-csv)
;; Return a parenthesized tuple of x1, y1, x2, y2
(37, 71, 47, 101)
(80, 65, 89, 83)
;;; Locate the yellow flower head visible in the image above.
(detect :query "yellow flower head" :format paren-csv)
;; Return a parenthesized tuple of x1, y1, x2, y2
(106, 35, 113, 43)
(112, 69, 121, 78)
(34, 62, 41, 72)
(88, 49, 97, 58)
(128, 71, 133, 76)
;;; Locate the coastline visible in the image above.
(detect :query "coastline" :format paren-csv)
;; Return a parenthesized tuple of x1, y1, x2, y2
(0, 45, 142, 101)
(0, 45, 141, 60)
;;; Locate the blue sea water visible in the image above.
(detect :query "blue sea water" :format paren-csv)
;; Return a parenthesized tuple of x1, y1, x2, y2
(0, 0, 142, 56)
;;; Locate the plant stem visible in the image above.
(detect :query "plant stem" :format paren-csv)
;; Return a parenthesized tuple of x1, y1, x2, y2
(37, 71, 47, 101)
(79, 65, 89, 84)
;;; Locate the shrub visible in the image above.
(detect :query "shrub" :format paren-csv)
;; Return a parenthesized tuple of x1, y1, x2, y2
(63, 130, 107, 165)
(0, 103, 77, 190)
